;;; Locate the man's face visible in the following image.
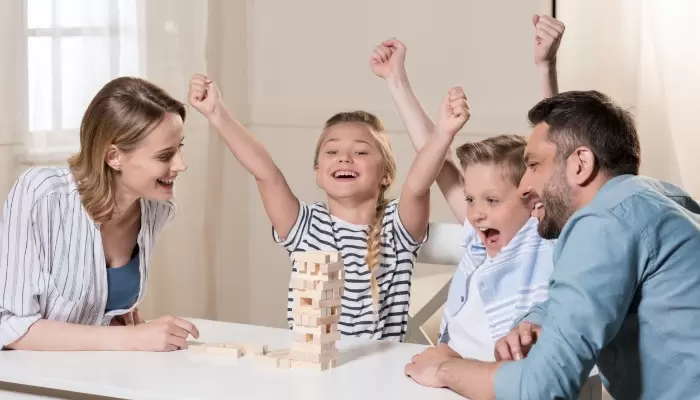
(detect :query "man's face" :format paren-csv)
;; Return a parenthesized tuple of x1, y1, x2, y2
(519, 123, 577, 239)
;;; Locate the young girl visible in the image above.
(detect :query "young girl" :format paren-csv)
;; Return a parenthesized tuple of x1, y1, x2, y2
(188, 74, 469, 341)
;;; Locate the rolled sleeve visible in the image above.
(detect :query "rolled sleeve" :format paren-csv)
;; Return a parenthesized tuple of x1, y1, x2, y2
(512, 300, 548, 329)
(391, 199, 429, 252)
(493, 212, 644, 399)
(0, 177, 43, 348)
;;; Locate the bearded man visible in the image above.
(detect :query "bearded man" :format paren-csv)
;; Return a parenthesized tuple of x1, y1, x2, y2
(405, 90, 700, 400)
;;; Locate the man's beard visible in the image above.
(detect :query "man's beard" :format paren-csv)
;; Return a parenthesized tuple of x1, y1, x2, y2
(538, 170, 576, 240)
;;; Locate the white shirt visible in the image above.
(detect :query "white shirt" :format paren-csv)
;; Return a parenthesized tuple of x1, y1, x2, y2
(273, 199, 427, 342)
(439, 217, 554, 358)
(0, 167, 175, 348)
(446, 261, 495, 361)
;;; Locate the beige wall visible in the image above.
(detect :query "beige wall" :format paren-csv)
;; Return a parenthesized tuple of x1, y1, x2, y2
(241, 0, 548, 327)
(1, 0, 549, 329)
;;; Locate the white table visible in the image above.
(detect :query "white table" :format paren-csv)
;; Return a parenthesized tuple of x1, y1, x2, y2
(0, 318, 602, 400)
(0, 318, 464, 400)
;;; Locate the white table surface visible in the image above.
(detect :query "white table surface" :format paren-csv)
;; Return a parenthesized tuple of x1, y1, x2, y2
(0, 318, 464, 400)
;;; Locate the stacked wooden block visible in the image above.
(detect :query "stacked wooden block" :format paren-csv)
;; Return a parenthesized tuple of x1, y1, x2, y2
(286, 251, 344, 370)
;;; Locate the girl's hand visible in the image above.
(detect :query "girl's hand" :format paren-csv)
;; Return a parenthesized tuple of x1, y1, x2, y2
(188, 73, 224, 119)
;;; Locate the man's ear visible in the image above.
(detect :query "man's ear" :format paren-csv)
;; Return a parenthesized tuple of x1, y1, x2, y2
(568, 146, 597, 186)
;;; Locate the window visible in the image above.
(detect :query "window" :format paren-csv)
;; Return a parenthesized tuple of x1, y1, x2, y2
(26, 0, 142, 158)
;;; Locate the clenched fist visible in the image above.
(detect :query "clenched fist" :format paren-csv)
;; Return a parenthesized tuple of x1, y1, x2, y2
(369, 38, 407, 80)
(435, 87, 470, 138)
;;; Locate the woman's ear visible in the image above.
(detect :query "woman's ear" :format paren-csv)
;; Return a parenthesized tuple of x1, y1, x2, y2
(105, 144, 121, 171)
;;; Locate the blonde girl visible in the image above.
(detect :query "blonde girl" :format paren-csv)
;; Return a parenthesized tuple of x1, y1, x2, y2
(188, 74, 468, 341)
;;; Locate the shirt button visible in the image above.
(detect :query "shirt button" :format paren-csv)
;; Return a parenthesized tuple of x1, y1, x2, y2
(461, 296, 465, 302)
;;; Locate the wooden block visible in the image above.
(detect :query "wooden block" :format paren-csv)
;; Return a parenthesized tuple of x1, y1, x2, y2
(289, 348, 340, 363)
(241, 343, 268, 356)
(296, 333, 314, 343)
(293, 288, 323, 301)
(307, 313, 340, 327)
(310, 331, 341, 344)
(315, 279, 344, 291)
(290, 341, 326, 354)
(315, 297, 342, 309)
(319, 261, 343, 274)
(278, 357, 291, 369)
(293, 325, 324, 335)
(293, 252, 331, 264)
(294, 261, 307, 273)
(255, 349, 290, 368)
(289, 278, 308, 290)
(290, 360, 329, 371)
(295, 305, 325, 317)
(189, 344, 242, 358)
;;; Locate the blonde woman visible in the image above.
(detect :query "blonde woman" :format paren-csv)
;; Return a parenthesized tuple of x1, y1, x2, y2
(188, 74, 468, 341)
(0, 77, 199, 351)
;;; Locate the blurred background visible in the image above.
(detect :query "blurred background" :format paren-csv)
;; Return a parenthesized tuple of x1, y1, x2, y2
(0, 0, 698, 348)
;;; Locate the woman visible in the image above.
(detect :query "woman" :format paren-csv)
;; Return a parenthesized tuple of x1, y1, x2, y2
(0, 77, 199, 351)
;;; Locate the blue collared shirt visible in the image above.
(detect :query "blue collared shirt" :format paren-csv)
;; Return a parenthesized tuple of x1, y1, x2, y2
(439, 217, 555, 347)
(495, 175, 700, 399)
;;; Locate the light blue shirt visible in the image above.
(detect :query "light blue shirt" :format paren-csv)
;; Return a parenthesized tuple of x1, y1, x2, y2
(440, 217, 555, 344)
(495, 175, 700, 399)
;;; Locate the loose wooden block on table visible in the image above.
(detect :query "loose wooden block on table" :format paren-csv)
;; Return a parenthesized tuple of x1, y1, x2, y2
(189, 342, 268, 357)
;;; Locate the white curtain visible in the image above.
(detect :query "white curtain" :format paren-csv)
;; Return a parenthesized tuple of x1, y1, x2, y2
(557, 0, 700, 199)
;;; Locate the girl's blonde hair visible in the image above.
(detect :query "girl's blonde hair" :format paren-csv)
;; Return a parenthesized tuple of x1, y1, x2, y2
(67, 77, 186, 224)
(313, 111, 397, 313)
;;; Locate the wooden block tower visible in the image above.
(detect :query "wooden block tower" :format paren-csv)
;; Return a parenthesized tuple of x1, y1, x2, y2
(287, 250, 344, 370)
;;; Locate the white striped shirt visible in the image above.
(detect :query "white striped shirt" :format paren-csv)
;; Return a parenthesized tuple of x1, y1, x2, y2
(0, 167, 175, 348)
(440, 217, 555, 351)
(274, 199, 427, 342)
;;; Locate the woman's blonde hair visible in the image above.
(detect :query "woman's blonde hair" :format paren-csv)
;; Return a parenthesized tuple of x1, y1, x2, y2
(67, 77, 186, 224)
(313, 111, 397, 313)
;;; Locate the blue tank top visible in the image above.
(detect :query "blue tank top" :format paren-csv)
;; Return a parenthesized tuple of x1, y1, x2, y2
(105, 247, 141, 313)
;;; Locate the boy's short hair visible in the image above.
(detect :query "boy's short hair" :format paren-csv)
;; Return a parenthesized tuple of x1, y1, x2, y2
(455, 134, 527, 187)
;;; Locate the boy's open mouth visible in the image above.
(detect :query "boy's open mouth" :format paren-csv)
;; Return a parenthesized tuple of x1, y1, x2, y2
(479, 227, 501, 246)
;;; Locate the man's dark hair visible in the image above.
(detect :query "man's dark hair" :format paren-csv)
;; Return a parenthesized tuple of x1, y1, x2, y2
(528, 90, 641, 176)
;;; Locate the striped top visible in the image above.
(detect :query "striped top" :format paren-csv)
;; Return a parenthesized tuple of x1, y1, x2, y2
(0, 167, 175, 348)
(440, 217, 555, 348)
(273, 198, 427, 342)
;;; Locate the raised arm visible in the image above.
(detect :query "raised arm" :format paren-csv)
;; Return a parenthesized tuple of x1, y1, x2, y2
(188, 74, 299, 239)
(533, 15, 565, 98)
(370, 39, 466, 223)
(398, 88, 470, 242)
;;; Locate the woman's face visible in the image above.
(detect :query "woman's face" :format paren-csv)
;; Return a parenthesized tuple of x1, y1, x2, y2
(111, 112, 187, 203)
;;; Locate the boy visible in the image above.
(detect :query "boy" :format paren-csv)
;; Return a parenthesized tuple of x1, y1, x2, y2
(369, 15, 565, 359)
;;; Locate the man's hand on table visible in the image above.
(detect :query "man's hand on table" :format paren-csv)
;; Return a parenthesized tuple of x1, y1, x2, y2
(404, 343, 462, 388)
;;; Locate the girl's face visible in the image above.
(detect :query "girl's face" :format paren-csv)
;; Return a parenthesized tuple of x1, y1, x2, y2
(110, 112, 187, 203)
(315, 122, 388, 203)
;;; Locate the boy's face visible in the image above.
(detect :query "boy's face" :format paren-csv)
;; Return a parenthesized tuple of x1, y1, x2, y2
(463, 163, 532, 257)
